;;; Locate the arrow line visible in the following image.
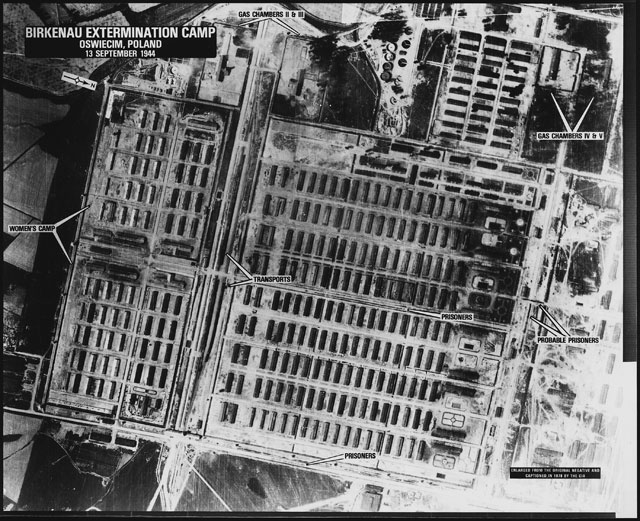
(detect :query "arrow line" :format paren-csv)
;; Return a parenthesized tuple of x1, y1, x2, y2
(54, 205, 90, 228)
(570, 97, 595, 133)
(238, 16, 299, 35)
(550, 93, 573, 133)
(52, 205, 90, 263)
(226, 253, 252, 279)
(411, 309, 441, 319)
(530, 316, 565, 338)
(305, 454, 344, 466)
(538, 306, 569, 336)
(52, 229, 71, 264)
(226, 253, 253, 287)
(551, 93, 596, 133)
(228, 278, 253, 288)
(272, 17, 300, 35)
(7, 206, 90, 263)
(238, 17, 267, 26)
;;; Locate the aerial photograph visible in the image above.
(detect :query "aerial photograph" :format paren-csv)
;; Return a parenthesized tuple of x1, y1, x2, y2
(3, 2, 636, 516)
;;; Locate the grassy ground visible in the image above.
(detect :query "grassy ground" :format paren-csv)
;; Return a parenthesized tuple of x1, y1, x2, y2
(2, 413, 42, 502)
(177, 452, 349, 511)
(406, 64, 441, 140)
(522, 87, 563, 163)
(320, 49, 379, 131)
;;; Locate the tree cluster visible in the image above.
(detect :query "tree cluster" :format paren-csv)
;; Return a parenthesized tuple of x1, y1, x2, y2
(370, 11, 408, 43)
(309, 35, 351, 83)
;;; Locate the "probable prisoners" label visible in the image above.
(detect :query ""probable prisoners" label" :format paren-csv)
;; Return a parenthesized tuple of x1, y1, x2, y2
(537, 336, 600, 344)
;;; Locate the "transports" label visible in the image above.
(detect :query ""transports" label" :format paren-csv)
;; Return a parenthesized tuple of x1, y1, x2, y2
(252, 275, 292, 284)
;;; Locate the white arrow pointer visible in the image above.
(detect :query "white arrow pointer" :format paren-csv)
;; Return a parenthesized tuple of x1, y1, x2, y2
(53, 205, 91, 263)
(530, 316, 565, 338)
(537, 305, 569, 337)
(6, 205, 90, 263)
(551, 92, 595, 133)
(239, 16, 299, 35)
(226, 253, 253, 287)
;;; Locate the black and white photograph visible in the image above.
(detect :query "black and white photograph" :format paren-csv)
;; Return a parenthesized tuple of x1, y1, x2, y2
(2, 2, 636, 516)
